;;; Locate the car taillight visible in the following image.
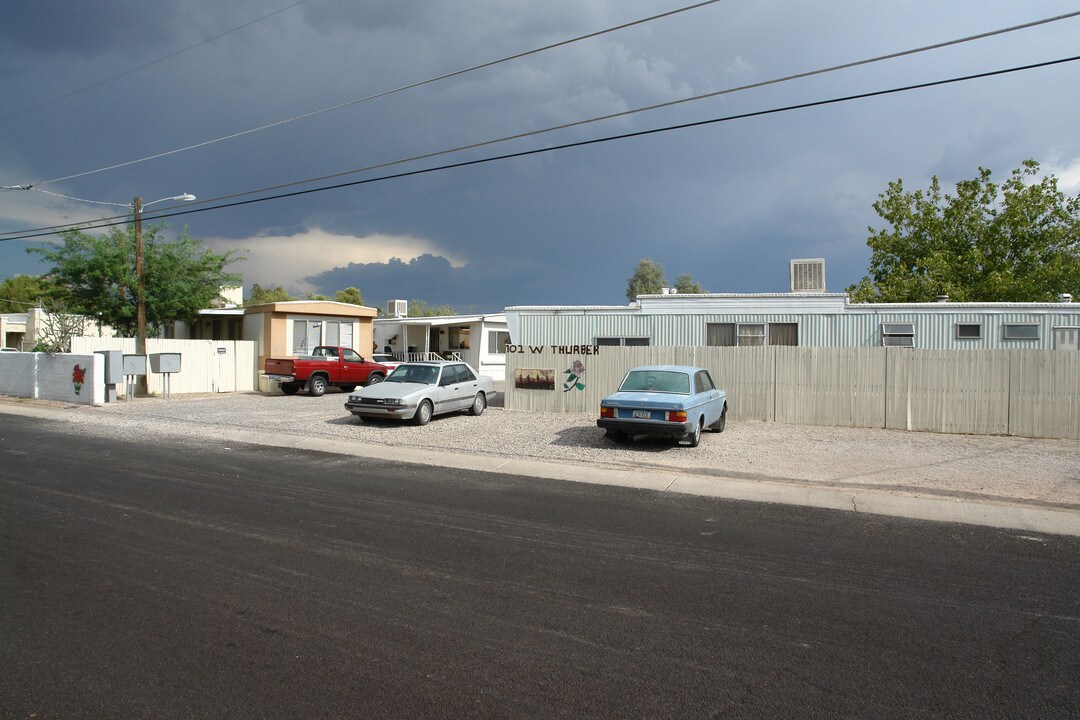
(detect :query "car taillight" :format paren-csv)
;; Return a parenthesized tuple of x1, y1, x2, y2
(600, 406, 615, 418)
(666, 410, 687, 422)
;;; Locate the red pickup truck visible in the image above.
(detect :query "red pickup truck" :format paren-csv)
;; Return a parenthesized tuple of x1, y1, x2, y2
(264, 346, 390, 397)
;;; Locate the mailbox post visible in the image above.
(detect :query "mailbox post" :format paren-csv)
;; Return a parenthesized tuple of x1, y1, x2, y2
(149, 352, 181, 400)
(122, 354, 147, 400)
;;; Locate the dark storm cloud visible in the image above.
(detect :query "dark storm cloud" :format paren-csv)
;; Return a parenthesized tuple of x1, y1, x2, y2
(2, 1, 1079, 302)
(306, 254, 546, 313)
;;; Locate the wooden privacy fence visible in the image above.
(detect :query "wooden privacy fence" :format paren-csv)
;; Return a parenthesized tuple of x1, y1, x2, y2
(504, 346, 1080, 440)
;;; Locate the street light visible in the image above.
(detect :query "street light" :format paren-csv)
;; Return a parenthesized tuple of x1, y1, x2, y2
(133, 193, 196, 395)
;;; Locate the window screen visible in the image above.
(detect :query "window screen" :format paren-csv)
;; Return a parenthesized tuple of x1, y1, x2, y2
(882, 323, 915, 347)
(706, 323, 735, 346)
(955, 324, 982, 340)
(768, 322, 798, 346)
(293, 320, 323, 354)
(339, 322, 353, 349)
(1004, 324, 1039, 340)
(738, 324, 765, 347)
(488, 331, 510, 353)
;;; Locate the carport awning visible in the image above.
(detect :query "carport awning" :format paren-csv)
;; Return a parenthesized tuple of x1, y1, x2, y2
(388, 315, 500, 327)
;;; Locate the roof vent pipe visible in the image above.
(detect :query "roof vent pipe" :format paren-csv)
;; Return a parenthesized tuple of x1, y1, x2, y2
(936, 295, 949, 303)
(1059, 293, 1073, 303)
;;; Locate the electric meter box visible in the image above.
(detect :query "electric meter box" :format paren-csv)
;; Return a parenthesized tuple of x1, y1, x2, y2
(122, 354, 147, 376)
(149, 352, 181, 374)
(95, 350, 124, 384)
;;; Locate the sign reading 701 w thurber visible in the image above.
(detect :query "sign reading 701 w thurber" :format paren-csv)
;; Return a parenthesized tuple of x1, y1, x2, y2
(506, 344, 601, 355)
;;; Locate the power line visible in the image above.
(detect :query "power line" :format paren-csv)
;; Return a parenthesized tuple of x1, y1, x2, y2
(9, 0, 725, 188)
(0, 0, 313, 122)
(13, 8, 1078, 194)
(9, 10, 1080, 232)
(3, 53, 1077, 243)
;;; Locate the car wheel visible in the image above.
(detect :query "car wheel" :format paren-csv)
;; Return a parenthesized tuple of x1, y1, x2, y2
(339, 384, 356, 393)
(307, 375, 327, 397)
(605, 429, 628, 443)
(469, 392, 486, 416)
(710, 405, 727, 433)
(366, 373, 384, 386)
(280, 382, 300, 396)
(686, 419, 702, 447)
(413, 399, 433, 426)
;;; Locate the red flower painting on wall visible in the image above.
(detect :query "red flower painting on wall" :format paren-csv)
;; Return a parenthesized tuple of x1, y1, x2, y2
(72, 364, 86, 395)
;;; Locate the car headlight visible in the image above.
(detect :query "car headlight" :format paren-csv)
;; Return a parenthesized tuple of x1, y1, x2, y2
(384, 398, 404, 406)
(349, 395, 360, 402)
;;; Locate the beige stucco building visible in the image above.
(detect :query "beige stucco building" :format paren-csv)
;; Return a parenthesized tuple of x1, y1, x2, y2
(242, 300, 379, 391)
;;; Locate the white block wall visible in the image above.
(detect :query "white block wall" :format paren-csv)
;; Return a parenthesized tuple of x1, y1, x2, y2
(0, 352, 105, 406)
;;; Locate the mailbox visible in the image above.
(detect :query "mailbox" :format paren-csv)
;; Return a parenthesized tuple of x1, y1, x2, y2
(95, 350, 124, 385)
(122, 354, 147, 376)
(149, 353, 181, 374)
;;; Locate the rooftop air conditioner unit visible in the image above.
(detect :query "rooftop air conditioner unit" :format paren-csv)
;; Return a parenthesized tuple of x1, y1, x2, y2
(387, 299, 408, 318)
(790, 258, 826, 293)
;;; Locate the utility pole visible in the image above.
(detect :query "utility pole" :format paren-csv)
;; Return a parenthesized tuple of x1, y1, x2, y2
(133, 196, 147, 396)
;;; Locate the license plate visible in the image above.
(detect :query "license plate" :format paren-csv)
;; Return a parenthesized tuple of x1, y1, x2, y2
(632, 410, 652, 419)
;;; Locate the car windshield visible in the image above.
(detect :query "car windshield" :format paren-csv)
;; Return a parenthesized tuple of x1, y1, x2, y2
(385, 365, 439, 385)
(618, 370, 691, 394)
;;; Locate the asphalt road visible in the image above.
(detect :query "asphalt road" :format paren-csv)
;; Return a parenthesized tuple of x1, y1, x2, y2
(1, 415, 1078, 719)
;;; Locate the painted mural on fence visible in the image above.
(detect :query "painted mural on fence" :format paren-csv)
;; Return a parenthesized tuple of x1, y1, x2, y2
(563, 360, 585, 392)
(515, 368, 555, 390)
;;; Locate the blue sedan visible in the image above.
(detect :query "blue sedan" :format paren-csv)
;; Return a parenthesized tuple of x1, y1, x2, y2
(597, 365, 727, 447)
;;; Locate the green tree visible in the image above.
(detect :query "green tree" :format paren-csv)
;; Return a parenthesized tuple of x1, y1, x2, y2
(626, 258, 666, 301)
(408, 298, 456, 316)
(246, 283, 295, 305)
(674, 273, 705, 293)
(848, 160, 1080, 302)
(335, 287, 364, 305)
(305, 292, 329, 301)
(0, 274, 58, 313)
(29, 223, 243, 337)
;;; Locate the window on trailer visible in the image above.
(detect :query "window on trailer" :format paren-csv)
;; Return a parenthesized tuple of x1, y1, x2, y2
(955, 323, 982, 340)
(488, 330, 510, 353)
(293, 320, 323, 354)
(737, 324, 766, 346)
(882, 323, 915, 347)
(1004, 324, 1039, 340)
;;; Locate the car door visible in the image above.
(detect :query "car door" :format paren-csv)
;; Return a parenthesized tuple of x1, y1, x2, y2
(441, 364, 473, 411)
(694, 370, 722, 426)
(453, 364, 482, 409)
(340, 348, 363, 383)
(431, 365, 460, 415)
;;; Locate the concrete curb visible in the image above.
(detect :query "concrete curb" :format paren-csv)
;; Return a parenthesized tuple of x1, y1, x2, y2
(4, 401, 1079, 537)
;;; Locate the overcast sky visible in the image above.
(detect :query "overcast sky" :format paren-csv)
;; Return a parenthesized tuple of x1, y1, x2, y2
(2, 1, 1078, 313)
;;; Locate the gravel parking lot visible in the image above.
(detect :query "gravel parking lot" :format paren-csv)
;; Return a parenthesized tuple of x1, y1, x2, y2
(15, 388, 1079, 509)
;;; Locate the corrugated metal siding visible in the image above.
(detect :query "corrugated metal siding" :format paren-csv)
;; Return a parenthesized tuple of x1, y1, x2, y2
(505, 346, 1079, 440)
(518, 309, 1080, 350)
(1009, 349, 1080, 439)
(774, 346, 884, 426)
(884, 349, 1011, 434)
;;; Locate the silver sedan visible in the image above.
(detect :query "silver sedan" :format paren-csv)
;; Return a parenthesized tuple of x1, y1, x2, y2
(344, 361, 494, 425)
